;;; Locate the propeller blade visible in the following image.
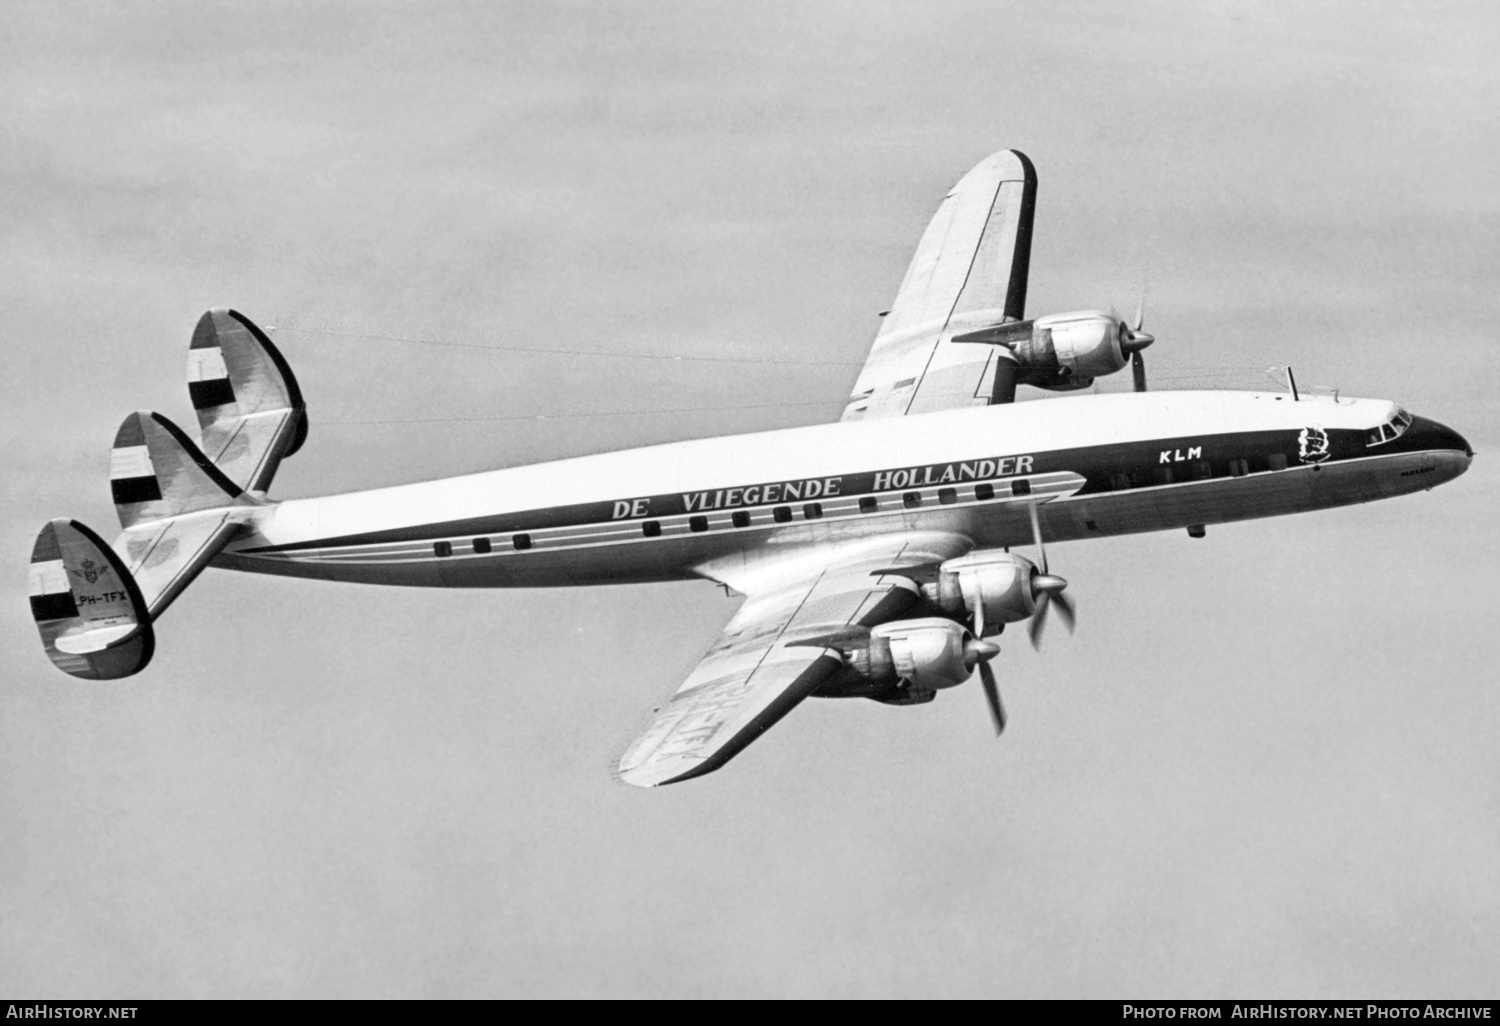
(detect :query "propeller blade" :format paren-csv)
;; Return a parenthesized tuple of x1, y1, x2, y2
(990, 352, 1019, 405)
(1119, 290, 1153, 357)
(1027, 499, 1048, 574)
(973, 594, 985, 639)
(1132, 349, 1147, 392)
(1028, 592, 1050, 649)
(1053, 590, 1077, 633)
(979, 661, 1006, 736)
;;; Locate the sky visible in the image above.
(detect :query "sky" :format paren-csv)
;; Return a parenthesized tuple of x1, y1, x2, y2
(3, 0, 1498, 999)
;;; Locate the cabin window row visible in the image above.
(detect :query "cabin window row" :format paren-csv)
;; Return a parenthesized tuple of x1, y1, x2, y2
(675, 502, 826, 535)
(1106, 454, 1290, 491)
(429, 478, 1035, 555)
(434, 534, 531, 557)
(892, 479, 1030, 509)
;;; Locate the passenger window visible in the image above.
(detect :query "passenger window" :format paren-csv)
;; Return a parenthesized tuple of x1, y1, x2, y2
(472, 538, 491, 554)
(1268, 454, 1288, 471)
(512, 534, 532, 551)
(1010, 479, 1031, 496)
(641, 520, 661, 537)
(803, 502, 823, 520)
(773, 506, 793, 523)
(1191, 461, 1212, 481)
(938, 487, 958, 505)
(434, 541, 453, 557)
(732, 511, 751, 528)
(689, 516, 709, 533)
(1110, 472, 1131, 491)
(903, 491, 922, 509)
(859, 496, 878, 513)
(974, 484, 995, 501)
(1154, 467, 1174, 485)
(1229, 459, 1249, 477)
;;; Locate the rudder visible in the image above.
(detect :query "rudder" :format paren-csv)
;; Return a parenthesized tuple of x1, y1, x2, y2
(110, 411, 245, 529)
(188, 308, 307, 493)
(28, 520, 154, 680)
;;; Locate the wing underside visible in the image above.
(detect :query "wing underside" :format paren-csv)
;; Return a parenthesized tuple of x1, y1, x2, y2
(615, 535, 969, 787)
(842, 149, 1036, 421)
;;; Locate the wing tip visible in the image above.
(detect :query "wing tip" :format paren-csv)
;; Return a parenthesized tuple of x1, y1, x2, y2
(1008, 148, 1036, 184)
(984, 148, 1036, 185)
(612, 745, 732, 787)
(611, 759, 706, 789)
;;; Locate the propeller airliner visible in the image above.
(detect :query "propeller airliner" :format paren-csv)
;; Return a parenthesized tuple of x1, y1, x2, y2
(27, 149, 1473, 786)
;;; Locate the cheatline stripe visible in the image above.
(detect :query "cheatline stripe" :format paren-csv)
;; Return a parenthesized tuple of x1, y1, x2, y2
(243, 476, 1085, 562)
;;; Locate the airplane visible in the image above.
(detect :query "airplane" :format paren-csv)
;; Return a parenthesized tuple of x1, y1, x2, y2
(27, 149, 1473, 787)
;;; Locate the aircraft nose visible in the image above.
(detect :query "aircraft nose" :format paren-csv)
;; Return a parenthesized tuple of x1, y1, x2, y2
(1407, 415, 1474, 460)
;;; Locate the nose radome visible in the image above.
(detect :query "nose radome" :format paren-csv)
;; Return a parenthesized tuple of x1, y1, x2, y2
(1409, 416, 1474, 460)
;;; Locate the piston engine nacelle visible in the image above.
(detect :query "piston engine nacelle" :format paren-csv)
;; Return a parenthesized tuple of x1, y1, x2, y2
(924, 550, 1040, 632)
(1033, 310, 1128, 378)
(855, 618, 977, 691)
(953, 309, 1140, 386)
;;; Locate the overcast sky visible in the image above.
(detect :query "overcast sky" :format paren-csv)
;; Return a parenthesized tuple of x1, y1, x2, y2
(3, 0, 1497, 998)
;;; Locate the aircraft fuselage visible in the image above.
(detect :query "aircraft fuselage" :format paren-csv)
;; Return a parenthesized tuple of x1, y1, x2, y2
(217, 390, 1472, 590)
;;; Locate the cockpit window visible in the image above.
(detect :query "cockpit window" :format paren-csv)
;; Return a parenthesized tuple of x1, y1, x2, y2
(1366, 406, 1412, 447)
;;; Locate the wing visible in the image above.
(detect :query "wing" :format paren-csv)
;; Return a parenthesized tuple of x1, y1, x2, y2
(615, 534, 968, 787)
(841, 149, 1036, 421)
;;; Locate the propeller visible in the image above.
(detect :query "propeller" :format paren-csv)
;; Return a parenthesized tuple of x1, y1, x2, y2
(1026, 499, 1077, 649)
(1120, 293, 1154, 393)
(979, 662, 1006, 736)
(961, 632, 1005, 736)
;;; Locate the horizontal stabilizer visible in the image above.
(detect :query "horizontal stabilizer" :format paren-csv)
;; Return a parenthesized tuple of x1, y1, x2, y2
(28, 519, 154, 680)
(114, 510, 246, 619)
(189, 308, 307, 493)
(111, 411, 245, 529)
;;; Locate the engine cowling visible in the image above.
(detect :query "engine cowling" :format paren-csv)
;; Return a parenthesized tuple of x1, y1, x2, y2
(953, 308, 1145, 388)
(815, 616, 1001, 700)
(866, 618, 978, 691)
(925, 550, 1040, 632)
(1028, 311, 1127, 378)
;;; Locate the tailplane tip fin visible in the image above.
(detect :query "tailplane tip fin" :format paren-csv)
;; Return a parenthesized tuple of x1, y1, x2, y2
(189, 308, 307, 492)
(28, 519, 154, 680)
(110, 411, 243, 529)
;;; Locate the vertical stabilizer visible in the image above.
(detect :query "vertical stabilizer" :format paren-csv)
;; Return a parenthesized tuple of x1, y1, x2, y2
(110, 411, 244, 529)
(188, 308, 307, 493)
(28, 520, 154, 680)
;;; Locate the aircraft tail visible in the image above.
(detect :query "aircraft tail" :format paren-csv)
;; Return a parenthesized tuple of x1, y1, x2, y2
(30, 309, 300, 681)
(32, 411, 260, 679)
(188, 308, 307, 494)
